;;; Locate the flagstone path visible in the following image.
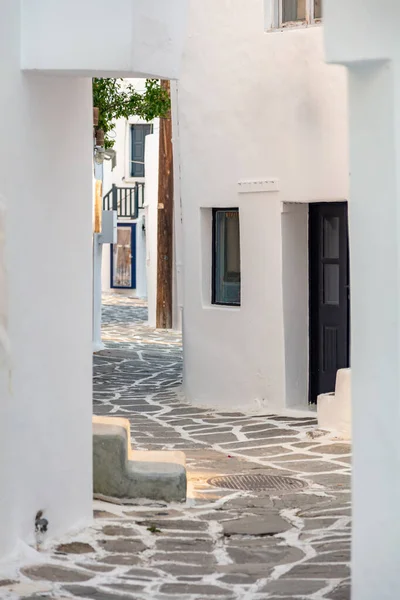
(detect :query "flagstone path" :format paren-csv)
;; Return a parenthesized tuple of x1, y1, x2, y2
(4, 294, 351, 600)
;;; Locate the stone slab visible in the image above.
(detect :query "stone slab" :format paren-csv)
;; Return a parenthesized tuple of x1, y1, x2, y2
(134, 519, 208, 531)
(98, 538, 147, 553)
(56, 543, 95, 555)
(102, 525, 137, 536)
(217, 563, 274, 576)
(76, 564, 115, 573)
(155, 539, 213, 552)
(159, 583, 228, 595)
(98, 555, 141, 566)
(150, 552, 216, 565)
(309, 444, 351, 455)
(22, 566, 93, 583)
(64, 585, 138, 600)
(261, 578, 328, 595)
(285, 563, 351, 578)
(222, 515, 290, 537)
(155, 563, 216, 576)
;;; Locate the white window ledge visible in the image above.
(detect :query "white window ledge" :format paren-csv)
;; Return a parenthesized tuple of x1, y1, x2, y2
(267, 20, 322, 33)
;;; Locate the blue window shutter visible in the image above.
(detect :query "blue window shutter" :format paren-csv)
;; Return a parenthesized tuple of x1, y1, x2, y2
(130, 124, 153, 177)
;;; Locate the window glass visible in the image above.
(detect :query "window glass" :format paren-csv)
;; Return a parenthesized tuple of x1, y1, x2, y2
(213, 210, 241, 305)
(282, 0, 306, 23)
(130, 124, 153, 178)
(323, 216, 339, 259)
(314, 0, 322, 19)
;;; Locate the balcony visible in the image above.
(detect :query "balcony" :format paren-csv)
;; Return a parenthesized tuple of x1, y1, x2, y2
(103, 183, 145, 219)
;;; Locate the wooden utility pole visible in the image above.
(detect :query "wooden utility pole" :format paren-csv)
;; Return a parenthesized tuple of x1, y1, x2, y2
(156, 80, 174, 329)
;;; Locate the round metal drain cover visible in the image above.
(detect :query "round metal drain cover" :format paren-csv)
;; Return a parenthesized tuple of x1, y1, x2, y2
(207, 474, 305, 492)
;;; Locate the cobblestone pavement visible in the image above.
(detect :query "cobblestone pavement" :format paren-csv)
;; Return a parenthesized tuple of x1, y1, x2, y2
(5, 295, 351, 600)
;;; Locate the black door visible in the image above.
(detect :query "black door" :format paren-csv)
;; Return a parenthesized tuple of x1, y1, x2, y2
(309, 202, 350, 403)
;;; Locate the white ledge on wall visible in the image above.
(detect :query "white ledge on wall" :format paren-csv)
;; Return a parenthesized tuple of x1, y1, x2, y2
(21, 0, 189, 79)
(237, 179, 280, 194)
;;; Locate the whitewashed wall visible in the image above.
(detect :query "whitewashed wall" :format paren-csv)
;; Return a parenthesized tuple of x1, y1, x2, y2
(324, 1, 400, 597)
(144, 132, 160, 328)
(0, 0, 188, 564)
(177, 0, 349, 412)
(0, 1, 93, 560)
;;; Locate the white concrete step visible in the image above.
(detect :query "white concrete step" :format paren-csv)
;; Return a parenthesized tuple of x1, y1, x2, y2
(93, 416, 187, 503)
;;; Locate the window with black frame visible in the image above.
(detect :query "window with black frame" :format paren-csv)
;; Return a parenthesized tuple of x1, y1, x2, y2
(212, 209, 241, 306)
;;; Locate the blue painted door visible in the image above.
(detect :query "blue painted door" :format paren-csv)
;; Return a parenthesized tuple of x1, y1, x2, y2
(110, 224, 137, 289)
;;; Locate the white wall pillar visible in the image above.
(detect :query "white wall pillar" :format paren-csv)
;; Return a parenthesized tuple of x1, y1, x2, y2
(144, 132, 159, 327)
(324, 1, 400, 597)
(136, 212, 147, 298)
(93, 233, 105, 352)
(0, 0, 188, 561)
(348, 60, 400, 600)
(3, 74, 94, 555)
(171, 82, 183, 331)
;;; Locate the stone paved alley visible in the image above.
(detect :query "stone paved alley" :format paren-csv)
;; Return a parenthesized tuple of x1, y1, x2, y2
(4, 295, 351, 600)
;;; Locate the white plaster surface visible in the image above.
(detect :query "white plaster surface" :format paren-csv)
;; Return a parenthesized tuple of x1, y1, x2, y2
(0, 0, 94, 558)
(0, 0, 188, 562)
(21, 0, 189, 79)
(282, 203, 309, 409)
(323, 1, 400, 597)
(317, 369, 351, 439)
(176, 0, 349, 413)
(144, 132, 160, 328)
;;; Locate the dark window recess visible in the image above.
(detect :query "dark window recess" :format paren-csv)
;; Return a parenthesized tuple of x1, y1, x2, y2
(212, 209, 241, 306)
(130, 124, 153, 178)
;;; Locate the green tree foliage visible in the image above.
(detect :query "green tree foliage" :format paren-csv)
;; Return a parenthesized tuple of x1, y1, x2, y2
(92, 78, 170, 148)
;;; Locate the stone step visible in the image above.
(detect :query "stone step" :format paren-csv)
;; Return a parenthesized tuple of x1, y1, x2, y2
(93, 416, 187, 503)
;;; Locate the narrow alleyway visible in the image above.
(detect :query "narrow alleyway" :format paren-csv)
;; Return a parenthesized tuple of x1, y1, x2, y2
(8, 296, 351, 600)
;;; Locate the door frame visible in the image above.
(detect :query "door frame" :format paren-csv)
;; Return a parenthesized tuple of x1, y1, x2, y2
(110, 222, 137, 290)
(308, 201, 350, 404)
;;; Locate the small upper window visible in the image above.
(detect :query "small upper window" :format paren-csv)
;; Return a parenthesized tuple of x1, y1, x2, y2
(278, 0, 321, 27)
(130, 124, 153, 178)
(212, 209, 241, 306)
(314, 0, 322, 19)
(282, 0, 306, 23)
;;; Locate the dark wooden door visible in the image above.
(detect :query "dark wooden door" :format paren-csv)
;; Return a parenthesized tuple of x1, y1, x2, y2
(309, 202, 350, 403)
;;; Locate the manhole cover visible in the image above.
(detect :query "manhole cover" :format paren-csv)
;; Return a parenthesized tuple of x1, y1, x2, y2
(207, 474, 305, 492)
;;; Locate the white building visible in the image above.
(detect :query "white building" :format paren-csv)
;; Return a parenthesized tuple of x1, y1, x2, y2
(102, 78, 182, 330)
(175, 0, 400, 596)
(101, 80, 159, 313)
(0, 0, 187, 564)
(175, 0, 349, 417)
(324, 1, 400, 598)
